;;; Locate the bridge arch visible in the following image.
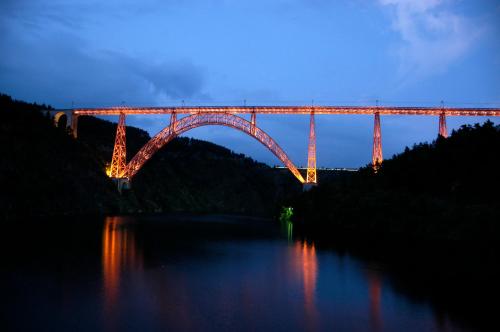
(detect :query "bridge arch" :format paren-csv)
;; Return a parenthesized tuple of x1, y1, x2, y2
(125, 113, 305, 183)
(53, 111, 68, 128)
(49, 110, 78, 138)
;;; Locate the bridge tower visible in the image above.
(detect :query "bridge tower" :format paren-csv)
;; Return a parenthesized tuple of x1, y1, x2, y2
(372, 112, 383, 171)
(109, 113, 127, 179)
(305, 111, 317, 187)
(439, 112, 448, 138)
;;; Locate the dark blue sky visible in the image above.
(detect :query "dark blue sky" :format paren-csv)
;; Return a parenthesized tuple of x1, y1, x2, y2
(1, 0, 499, 167)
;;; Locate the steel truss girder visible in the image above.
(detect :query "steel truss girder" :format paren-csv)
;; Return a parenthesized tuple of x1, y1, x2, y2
(73, 106, 500, 116)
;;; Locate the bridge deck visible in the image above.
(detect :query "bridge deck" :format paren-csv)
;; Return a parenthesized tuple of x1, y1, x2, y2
(70, 106, 500, 116)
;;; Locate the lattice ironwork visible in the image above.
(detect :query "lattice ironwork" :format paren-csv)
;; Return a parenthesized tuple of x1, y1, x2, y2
(66, 103, 500, 185)
(250, 111, 256, 136)
(372, 112, 383, 171)
(74, 106, 500, 116)
(306, 112, 317, 184)
(125, 113, 305, 183)
(439, 112, 448, 138)
(170, 112, 177, 134)
(109, 113, 127, 178)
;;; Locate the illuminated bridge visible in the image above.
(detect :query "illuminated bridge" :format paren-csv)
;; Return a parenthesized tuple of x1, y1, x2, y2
(49, 106, 500, 190)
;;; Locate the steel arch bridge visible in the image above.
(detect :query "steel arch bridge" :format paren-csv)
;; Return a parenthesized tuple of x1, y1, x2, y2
(125, 113, 305, 183)
(48, 104, 500, 191)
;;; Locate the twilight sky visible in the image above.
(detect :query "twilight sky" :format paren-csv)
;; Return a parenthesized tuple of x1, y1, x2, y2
(1, 0, 499, 167)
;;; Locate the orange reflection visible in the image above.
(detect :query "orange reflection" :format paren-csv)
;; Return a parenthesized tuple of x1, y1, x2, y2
(102, 217, 142, 312)
(368, 272, 383, 331)
(292, 241, 318, 328)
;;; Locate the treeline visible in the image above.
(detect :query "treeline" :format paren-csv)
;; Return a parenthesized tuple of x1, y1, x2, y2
(0, 93, 301, 220)
(292, 121, 500, 246)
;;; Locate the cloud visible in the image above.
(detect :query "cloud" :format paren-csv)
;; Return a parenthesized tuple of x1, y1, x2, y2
(139, 60, 208, 100)
(0, 33, 208, 108)
(378, 0, 483, 78)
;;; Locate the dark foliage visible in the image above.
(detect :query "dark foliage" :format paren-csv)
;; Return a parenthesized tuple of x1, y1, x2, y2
(0, 94, 125, 220)
(293, 121, 500, 245)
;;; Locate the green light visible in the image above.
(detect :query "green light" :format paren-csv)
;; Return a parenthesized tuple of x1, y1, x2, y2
(279, 207, 294, 242)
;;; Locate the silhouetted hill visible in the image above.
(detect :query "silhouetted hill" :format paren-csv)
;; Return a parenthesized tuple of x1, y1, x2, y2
(292, 121, 500, 246)
(0, 93, 301, 220)
(0, 94, 126, 220)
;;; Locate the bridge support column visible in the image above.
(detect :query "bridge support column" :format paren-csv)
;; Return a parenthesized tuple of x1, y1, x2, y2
(53, 111, 78, 138)
(439, 112, 448, 138)
(170, 112, 177, 134)
(113, 177, 131, 193)
(372, 112, 383, 171)
(305, 111, 317, 186)
(109, 113, 127, 180)
(250, 111, 256, 136)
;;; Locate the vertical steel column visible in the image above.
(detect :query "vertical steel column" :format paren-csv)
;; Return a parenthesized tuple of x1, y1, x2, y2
(306, 111, 317, 184)
(250, 111, 256, 136)
(439, 112, 448, 138)
(170, 111, 177, 134)
(372, 112, 383, 171)
(110, 113, 127, 178)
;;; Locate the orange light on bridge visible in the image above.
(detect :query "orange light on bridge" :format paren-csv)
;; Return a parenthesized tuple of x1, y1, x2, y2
(62, 104, 500, 188)
(306, 112, 317, 184)
(73, 105, 500, 116)
(105, 164, 112, 177)
(124, 113, 306, 183)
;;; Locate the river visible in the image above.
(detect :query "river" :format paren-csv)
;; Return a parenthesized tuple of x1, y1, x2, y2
(1, 214, 494, 331)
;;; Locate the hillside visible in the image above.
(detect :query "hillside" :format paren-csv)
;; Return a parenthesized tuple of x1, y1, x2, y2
(0, 94, 301, 220)
(292, 121, 500, 246)
(0, 94, 126, 220)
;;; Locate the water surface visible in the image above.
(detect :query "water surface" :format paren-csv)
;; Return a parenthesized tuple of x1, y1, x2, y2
(2, 215, 487, 331)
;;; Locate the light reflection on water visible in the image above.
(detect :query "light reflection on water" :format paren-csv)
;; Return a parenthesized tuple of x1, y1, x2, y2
(95, 215, 467, 332)
(368, 271, 383, 331)
(292, 241, 319, 330)
(1, 215, 477, 332)
(102, 217, 143, 329)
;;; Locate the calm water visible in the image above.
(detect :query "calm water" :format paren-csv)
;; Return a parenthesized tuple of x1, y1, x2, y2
(1, 215, 492, 331)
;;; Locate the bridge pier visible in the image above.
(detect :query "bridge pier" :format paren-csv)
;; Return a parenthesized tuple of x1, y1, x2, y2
(439, 112, 448, 138)
(109, 113, 127, 178)
(250, 111, 256, 136)
(170, 112, 177, 134)
(303, 183, 316, 191)
(306, 111, 317, 185)
(50, 110, 78, 138)
(372, 112, 383, 171)
(113, 177, 131, 193)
